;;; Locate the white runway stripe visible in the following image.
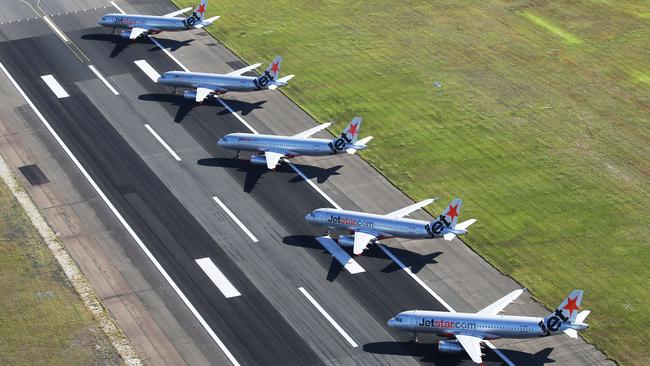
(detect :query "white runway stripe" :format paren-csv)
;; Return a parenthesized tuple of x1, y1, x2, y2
(299, 287, 358, 347)
(144, 124, 181, 161)
(40, 75, 69, 98)
(88, 65, 119, 95)
(195, 258, 241, 298)
(134, 60, 161, 83)
(212, 196, 259, 243)
(315, 236, 365, 274)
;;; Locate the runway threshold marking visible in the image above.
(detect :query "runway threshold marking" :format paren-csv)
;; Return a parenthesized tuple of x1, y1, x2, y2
(88, 65, 119, 95)
(134, 60, 161, 83)
(144, 124, 182, 161)
(315, 236, 365, 274)
(0, 63, 241, 366)
(298, 287, 358, 348)
(195, 258, 241, 298)
(128, 5, 517, 364)
(212, 196, 259, 243)
(40, 75, 69, 98)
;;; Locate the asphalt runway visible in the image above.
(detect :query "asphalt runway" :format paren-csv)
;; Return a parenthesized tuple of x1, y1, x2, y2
(0, 1, 612, 365)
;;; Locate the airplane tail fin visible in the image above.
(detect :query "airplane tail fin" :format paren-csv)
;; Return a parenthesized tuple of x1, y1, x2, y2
(264, 56, 282, 82)
(548, 290, 584, 323)
(341, 117, 362, 144)
(542, 290, 589, 337)
(193, 0, 207, 21)
(425, 198, 474, 239)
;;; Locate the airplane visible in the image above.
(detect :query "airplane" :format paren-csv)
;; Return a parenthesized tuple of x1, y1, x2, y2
(304, 197, 476, 255)
(98, 0, 219, 40)
(217, 117, 372, 169)
(387, 289, 590, 364)
(157, 55, 294, 102)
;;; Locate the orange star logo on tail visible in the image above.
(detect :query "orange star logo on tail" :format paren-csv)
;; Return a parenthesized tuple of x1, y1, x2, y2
(197, 3, 206, 14)
(271, 62, 279, 74)
(563, 296, 580, 317)
(347, 122, 358, 136)
(446, 204, 459, 221)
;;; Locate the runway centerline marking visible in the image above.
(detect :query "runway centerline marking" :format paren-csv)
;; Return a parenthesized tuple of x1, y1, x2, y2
(88, 65, 119, 95)
(122, 4, 517, 363)
(195, 258, 241, 298)
(40, 75, 69, 98)
(315, 236, 364, 274)
(298, 287, 358, 348)
(212, 196, 259, 243)
(134, 60, 161, 83)
(144, 124, 182, 161)
(1, 62, 240, 366)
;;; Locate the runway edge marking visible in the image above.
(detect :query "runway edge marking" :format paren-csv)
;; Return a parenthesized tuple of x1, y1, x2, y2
(0, 62, 241, 366)
(144, 124, 182, 161)
(195, 258, 242, 298)
(298, 287, 359, 348)
(89, 65, 119, 95)
(127, 1, 518, 363)
(212, 196, 259, 243)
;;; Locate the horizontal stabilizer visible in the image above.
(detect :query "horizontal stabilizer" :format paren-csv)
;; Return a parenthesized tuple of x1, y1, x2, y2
(575, 310, 591, 323)
(163, 7, 192, 17)
(277, 74, 295, 83)
(199, 15, 220, 26)
(443, 232, 456, 241)
(455, 219, 477, 231)
(356, 136, 373, 146)
(563, 329, 578, 338)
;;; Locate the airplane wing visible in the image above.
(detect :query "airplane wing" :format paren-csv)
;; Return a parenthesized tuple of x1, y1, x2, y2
(263, 151, 285, 169)
(195, 87, 213, 102)
(384, 198, 435, 219)
(163, 7, 192, 17)
(129, 27, 149, 40)
(352, 231, 377, 255)
(454, 334, 484, 364)
(227, 63, 262, 76)
(477, 289, 524, 316)
(292, 122, 332, 139)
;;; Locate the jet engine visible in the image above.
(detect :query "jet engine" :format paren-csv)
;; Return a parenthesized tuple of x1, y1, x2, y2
(183, 90, 198, 100)
(337, 235, 355, 247)
(249, 155, 268, 166)
(119, 30, 134, 39)
(438, 340, 464, 354)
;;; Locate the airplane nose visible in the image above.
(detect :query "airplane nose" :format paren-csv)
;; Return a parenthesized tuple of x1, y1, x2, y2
(304, 212, 315, 223)
(387, 317, 397, 328)
(217, 138, 225, 146)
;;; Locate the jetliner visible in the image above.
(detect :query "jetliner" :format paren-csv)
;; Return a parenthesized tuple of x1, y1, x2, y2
(388, 289, 590, 364)
(218, 117, 372, 169)
(157, 56, 294, 102)
(304, 198, 476, 255)
(98, 0, 219, 40)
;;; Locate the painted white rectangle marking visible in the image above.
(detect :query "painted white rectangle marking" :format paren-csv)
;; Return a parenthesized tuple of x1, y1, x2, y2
(298, 287, 358, 348)
(88, 65, 119, 95)
(1, 61, 240, 366)
(144, 124, 181, 161)
(134, 60, 161, 83)
(315, 236, 365, 274)
(40, 75, 69, 98)
(42, 15, 70, 42)
(195, 258, 241, 298)
(212, 196, 258, 242)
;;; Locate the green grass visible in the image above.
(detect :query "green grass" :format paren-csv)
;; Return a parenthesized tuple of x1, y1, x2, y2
(0, 182, 121, 365)
(175, 0, 650, 364)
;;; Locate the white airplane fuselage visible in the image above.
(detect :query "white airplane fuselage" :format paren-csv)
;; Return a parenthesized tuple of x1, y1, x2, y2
(218, 134, 357, 157)
(305, 208, 435, 239)
(158, 72, 264, 92)
(99, 14, 192, 32)
(388, 310, 587, 340)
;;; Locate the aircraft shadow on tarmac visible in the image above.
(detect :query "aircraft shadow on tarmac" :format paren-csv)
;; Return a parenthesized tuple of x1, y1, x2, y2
(197, 158, 342, 192)
(281, 235, 442, 281)
(363, 341, 555, 365)
(139, 94, 266, 122)
(81, 33, 194, 57)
